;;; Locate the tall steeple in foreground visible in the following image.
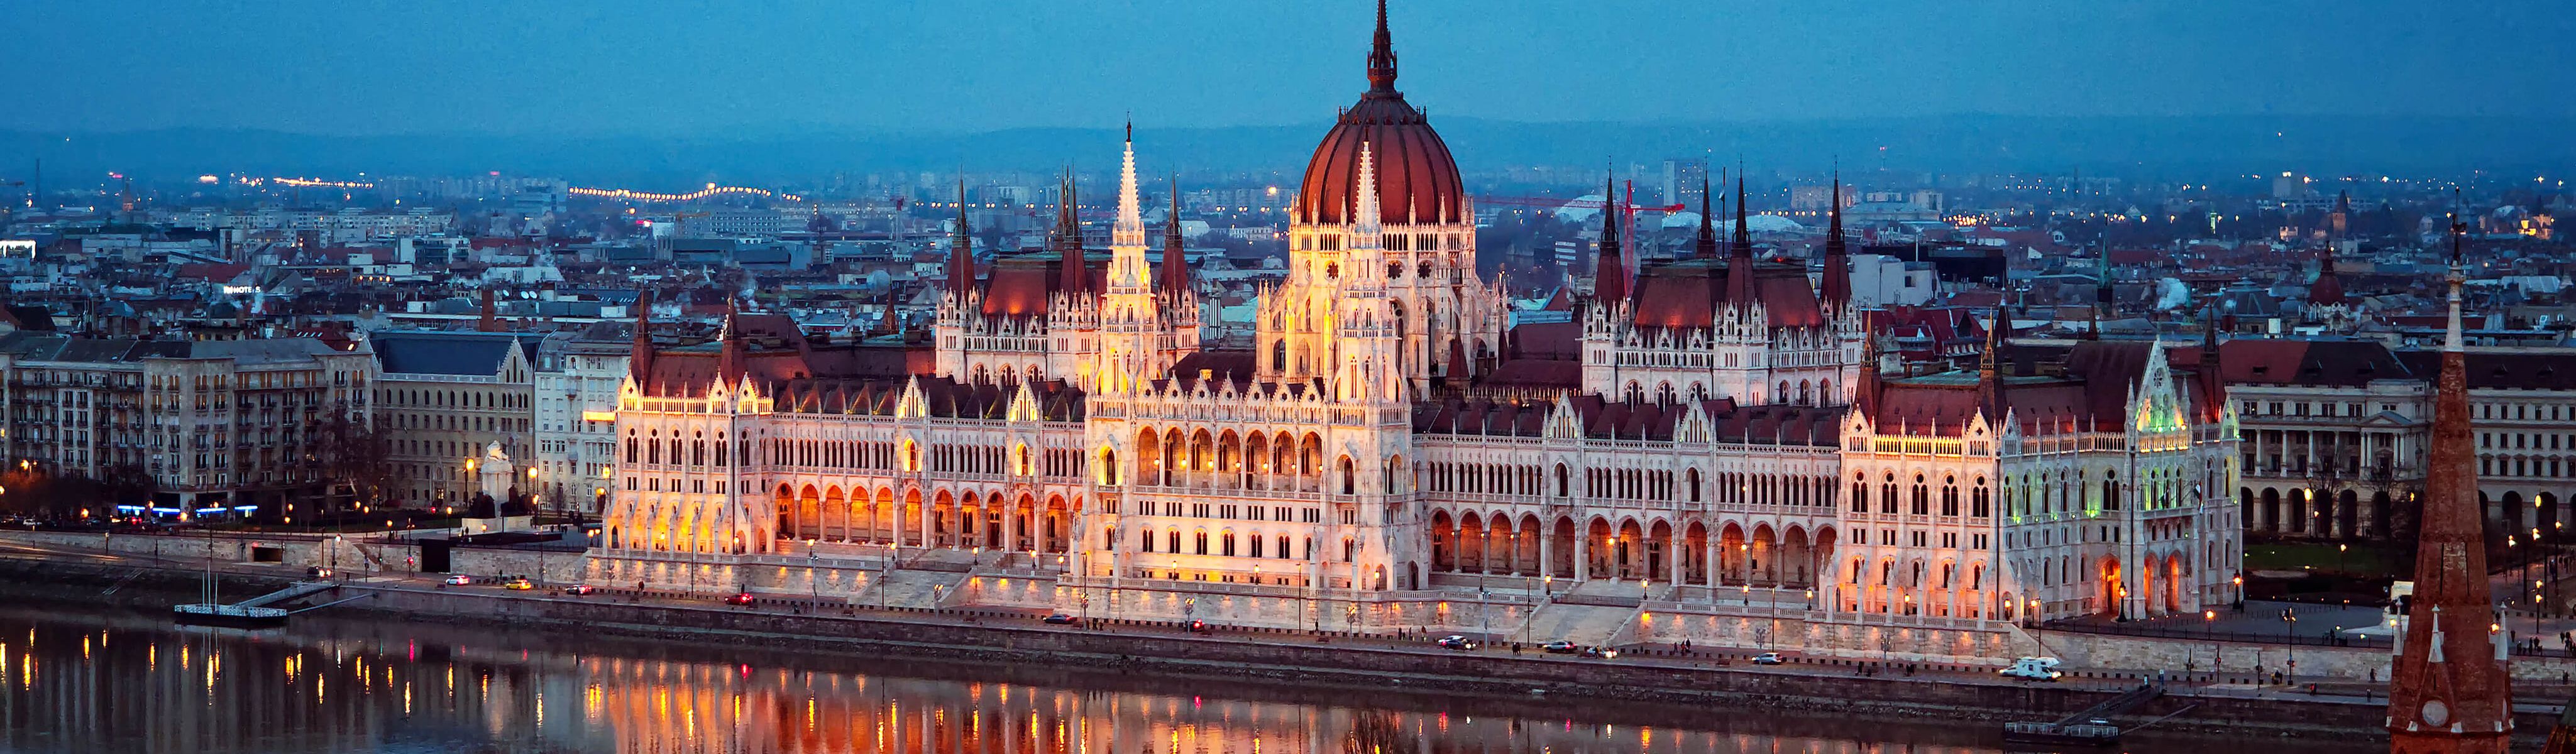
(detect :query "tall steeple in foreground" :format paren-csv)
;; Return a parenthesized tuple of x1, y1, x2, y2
(2385, 208, 2511, 754)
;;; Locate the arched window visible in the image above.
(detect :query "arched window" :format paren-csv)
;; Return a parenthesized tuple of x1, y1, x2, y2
(1911, 474, 1930, 516)
(1141, 528, 1156, 553)
(1167, 530, 1181, 553)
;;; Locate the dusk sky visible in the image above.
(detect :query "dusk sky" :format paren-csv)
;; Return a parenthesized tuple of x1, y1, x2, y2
(4, 1, 2568, 136)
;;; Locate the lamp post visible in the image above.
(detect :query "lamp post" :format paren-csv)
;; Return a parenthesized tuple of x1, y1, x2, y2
(2197, 608, 2218, 674)
(2281, 606, 2298, 686)
(808, 541, 820, 606)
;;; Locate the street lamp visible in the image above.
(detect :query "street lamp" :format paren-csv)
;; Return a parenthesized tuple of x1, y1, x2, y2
(2282, 606, 2299, 686)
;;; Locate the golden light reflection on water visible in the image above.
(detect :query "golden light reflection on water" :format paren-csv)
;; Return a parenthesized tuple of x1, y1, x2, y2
(0, 606, 2303, 754)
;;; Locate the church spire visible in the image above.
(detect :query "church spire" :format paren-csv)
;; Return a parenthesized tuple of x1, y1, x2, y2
(627, 289, 656, 386)
(715, 302, 746, 387)
(1057, 169, 1087, 295)
(1821, 169, 1852, 309)
(1722, 168, 1756, 305)
(1729, 167, 1753, 254)
(1365, 0, 1399, 93)
(1594, 170, 1627, 303)
(2385, 199, 2511, 753)
(949, 177, 975, 299)
(1108, 124, 1152, 292)
(1690, 172, 1717, 261)
(1352, 139, 1382, 238)
(1162, 176, 1190, 298)
(1976, 309, 2004, 421)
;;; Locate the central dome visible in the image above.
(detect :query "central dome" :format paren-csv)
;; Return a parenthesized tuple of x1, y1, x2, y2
(1293, 2, 1464, 227)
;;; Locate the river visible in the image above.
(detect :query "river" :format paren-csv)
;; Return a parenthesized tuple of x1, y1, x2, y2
(0, 603, 2346, 754)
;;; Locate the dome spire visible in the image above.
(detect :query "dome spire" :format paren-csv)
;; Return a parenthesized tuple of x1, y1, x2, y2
(1367, 0, 1399, 93)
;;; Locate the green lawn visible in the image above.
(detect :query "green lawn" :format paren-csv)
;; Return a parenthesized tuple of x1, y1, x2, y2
(2244, 542, 2396, 576)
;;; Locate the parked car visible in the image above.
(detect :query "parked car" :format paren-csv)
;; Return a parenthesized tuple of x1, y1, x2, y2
(1541, 640, 1578, 654)
(306, 566, 333, 579)
(1187, 620, 1210, 633)
(442, 574, 473, 586)
(503, 577, 535, 590)
(1436, 635, 1478, 650)
(1752, 652, 1785, 665)
(722, 593, 756, 606)
(564, 584, 600, 596)
(1042, 614, 1080, 625)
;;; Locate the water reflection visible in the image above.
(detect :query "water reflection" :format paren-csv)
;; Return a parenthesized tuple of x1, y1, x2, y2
(0, 604, 2313, 754)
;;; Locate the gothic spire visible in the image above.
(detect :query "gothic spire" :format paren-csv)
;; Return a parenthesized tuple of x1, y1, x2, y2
(949, 177, 975, 299)
(1057, 169, 1087, 295)
(1365, 0, 1399, 93)
(1593, 170, 1627, 303)
(2385, 195, 2511, 751)
(715, 302, 746, 387)
(1821, 168, 1852, 309)
(1162, 176, 1190, 298)
(1690, 172, 1717, 261)
(1723, 168, 1756, 305)
(1729, 167, 1753, 255)
(1976, 309, 2004, 420)
(627, 289, 655, 386)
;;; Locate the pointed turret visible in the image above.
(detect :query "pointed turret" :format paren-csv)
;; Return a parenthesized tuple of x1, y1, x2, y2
(949, 177, 976, 299)
(1162, 177, 1190, 298)
(1821, 171, 1853, 310)
(2197, 305, 2226, 423)
(1056, 170, 1088, 296)
(1976, 309, 2004, 420)
(1854, 331, 1883, 417)
(1366, 0, 1399, 93)
(627, 290, 656, 386)
(1723, 170, 1757, 305)
(2088, 261, 2109, 340)
(1690, 173, 1718, 261)
(715, 303, 747, 388)
(2385, 205, 2512, 752)
(1108, 127, 1151, 290)
(1352, 139, 1382, 239)
(1593, 170, 1627, 303)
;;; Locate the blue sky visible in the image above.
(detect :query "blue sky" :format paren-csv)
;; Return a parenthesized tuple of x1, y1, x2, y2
(4, 1, 2567, 136)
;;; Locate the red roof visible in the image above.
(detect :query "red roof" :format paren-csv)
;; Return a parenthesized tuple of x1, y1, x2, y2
(1627, 259, 1824, 329)
(1291, 7, 1461, 227)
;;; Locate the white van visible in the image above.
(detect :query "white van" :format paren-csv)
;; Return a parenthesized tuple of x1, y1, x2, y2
(2000, 656, 2064, 680)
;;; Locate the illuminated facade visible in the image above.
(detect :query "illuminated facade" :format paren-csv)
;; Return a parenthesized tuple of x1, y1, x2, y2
(592, 2, 2241, 640)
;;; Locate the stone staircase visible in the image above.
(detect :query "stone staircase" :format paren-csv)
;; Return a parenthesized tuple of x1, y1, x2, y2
(868, 569, 969, 609)
(1517, 581, 1649, 647)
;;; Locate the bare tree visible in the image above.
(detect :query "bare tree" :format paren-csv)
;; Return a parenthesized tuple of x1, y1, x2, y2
(318, 408, 394, 514)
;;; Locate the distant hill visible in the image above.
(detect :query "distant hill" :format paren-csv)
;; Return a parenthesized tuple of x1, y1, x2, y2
(1, 114, 2564, 187)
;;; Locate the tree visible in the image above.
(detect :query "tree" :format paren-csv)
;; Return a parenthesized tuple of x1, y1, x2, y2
(317, 407, 394, 514)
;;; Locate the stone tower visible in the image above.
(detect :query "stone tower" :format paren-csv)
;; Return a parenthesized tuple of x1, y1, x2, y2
(2384, 213, 2513, 754)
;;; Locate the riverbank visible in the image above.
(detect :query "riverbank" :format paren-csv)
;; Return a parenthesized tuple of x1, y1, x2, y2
(0, 555, 2551, 748)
